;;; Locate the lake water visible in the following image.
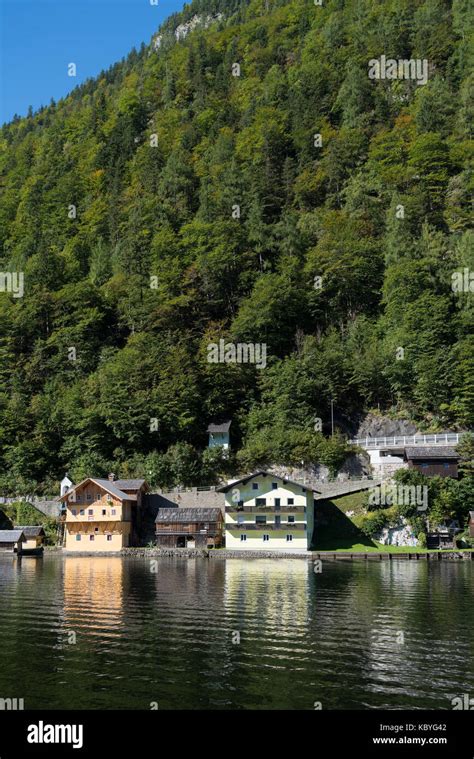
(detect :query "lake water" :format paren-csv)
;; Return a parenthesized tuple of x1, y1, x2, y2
(0, 556, 472, 710)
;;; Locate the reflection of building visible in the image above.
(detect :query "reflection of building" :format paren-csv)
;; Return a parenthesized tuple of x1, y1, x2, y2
(219, 471, 314, 551)
(223, 559, 310, 623)
(63, 557, 124, 629)
(155, 508, 224, 548)
(59, 475, 148, 552)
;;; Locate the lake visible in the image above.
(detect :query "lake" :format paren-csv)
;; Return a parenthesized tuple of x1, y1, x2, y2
(0, 556, 472, 710)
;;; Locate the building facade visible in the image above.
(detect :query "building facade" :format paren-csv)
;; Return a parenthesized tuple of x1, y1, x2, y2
(219, 471, 314, 552)
(207, 421, 231, 451)
(14, 526, 45, 551)
(404, 447, 459, 478)
(155, 508, 224, 548)
(60, 473, 74, 497)
(0, 529, 25, 554)
(59, 475, 147, 552)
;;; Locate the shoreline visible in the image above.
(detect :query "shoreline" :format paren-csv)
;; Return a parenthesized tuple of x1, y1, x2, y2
(41, 547, 474, 561)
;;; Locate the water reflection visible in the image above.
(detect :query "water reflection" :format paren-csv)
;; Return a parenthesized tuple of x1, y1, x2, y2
(224, 559, 310, 626)
(0, 557, 472, 710)
(63, 557, 124, 633)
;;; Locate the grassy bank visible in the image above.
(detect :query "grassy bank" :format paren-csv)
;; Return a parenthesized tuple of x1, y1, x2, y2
(312, 492, 418, 553)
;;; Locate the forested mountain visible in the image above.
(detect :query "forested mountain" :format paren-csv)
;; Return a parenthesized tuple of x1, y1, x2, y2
(0, 0, 472, 492)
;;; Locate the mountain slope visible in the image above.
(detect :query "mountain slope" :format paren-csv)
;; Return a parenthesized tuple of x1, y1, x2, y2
(0, 0, 472, 491)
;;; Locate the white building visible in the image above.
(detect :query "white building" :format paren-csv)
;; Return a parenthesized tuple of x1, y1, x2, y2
(60, 473, 74, 497)
(207, 421, 231, 451)
(218, 471, 314, 552)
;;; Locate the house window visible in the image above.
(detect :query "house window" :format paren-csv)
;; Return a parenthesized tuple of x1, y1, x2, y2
(443, 463, 450, 469)
(88, 509, 93, 516)
(422, 463, 429, 469)
(286, 534, 293, 542)
(287, 498, 294, 505)
(252, 483, 258, 490)
(237, 515, 245, 524)
(76, 494, 82, 502)
(274, 498, 280, 510)
(71, 509, 77, 516)
(102, 510, 106, 516)
(272, 483, 278, 490)
(89, 535, 94, 541)
(107, 535, 112, 542)
(111, 509, 116, 516)
(86, 493, 92, 501)
(256, 515, 266, 525)
(96, 493, 101, 501)
(75, 534, 81, 541)
(288, 515, 295, 523)
(263, 534, 270, 542)
(240, 534, 247, 542)
(256, 498, 266, 506)
(94, 527, 99, 532)
(80, 509, 85, 516)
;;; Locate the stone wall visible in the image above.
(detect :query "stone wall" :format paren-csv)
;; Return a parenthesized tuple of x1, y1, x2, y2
(121, 547, 311, 559)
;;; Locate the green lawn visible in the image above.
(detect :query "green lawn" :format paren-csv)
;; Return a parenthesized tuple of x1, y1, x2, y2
(312, 492, 473, 553)
(312, 492, 418, 552)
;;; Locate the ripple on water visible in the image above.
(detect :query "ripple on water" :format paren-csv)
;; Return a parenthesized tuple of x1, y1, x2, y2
(0, 556, 473, 709)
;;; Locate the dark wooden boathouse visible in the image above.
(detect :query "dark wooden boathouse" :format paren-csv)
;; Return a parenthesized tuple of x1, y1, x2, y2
(0, 529, 26, 554)
(155, 508, 224, 549)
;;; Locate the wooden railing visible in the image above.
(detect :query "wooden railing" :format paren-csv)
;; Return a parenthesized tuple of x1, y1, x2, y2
(226, 523, 306, 531)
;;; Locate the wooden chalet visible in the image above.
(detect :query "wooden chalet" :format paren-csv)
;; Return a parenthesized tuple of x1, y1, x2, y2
(155, 508, 224, 549)
(59, 474, 148, 552)
(404, 447, 460, 478)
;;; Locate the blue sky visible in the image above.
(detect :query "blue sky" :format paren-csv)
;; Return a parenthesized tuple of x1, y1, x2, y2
(0, 0, 186, 124)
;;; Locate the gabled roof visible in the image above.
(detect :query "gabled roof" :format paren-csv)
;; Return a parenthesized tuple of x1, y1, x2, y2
(207, 421, 231, 433)
(0, 530, 25, 542)
(58, 478, 136, 502)
(217, 471, 313, 493)
(15, 526, 45, 538)
(114, 479, 147, 491)
(405, 447, 460, 460)
(155, 508, 222, 523)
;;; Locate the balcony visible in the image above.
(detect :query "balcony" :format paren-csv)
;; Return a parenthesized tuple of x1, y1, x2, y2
(155, 524, 221, 535)
(225, 504, 300, 513)
(226, 523, 306, 531)
(66, 511, 124, 523)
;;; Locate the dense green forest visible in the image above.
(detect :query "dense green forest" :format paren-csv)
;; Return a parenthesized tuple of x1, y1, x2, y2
(0, 0, 472, 493)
